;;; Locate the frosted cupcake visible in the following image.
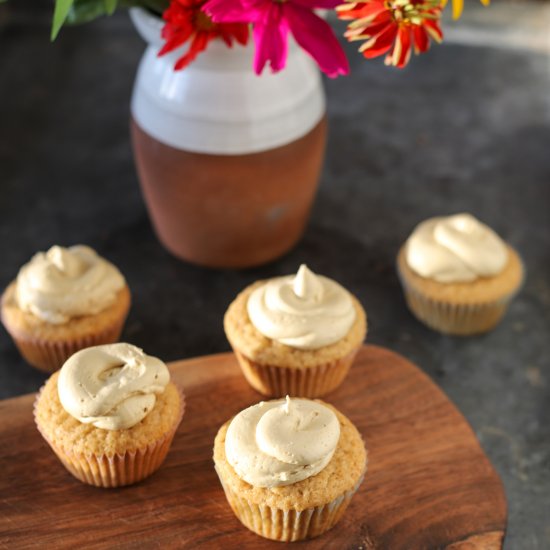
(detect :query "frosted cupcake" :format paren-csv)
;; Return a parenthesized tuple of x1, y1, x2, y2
(34, 343, 184, 487)
(224, 265, 367, 397)
(1, 245, 131, 372)
(397, 213, 524, 335)
(213, 397, 367, 541)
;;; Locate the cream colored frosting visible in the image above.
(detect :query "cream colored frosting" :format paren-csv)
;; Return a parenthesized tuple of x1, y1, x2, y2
(225, 397, 340, 488)
(405, 214, 509, 283)
(247, 265, 356, 350)
(16, 245, 125, 324)
(58, 343, 170, 430)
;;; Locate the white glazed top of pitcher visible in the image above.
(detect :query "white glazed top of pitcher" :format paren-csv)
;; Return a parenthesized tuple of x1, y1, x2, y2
(129, 8, 325, 155)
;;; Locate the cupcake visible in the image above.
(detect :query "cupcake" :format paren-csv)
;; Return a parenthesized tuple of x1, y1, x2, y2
(34, 343, 184, 487)
(213, 397, 367, 541)
(224, 265, 367, 398)
(397, 213, 524, 335)
(1, 245, 131, 372)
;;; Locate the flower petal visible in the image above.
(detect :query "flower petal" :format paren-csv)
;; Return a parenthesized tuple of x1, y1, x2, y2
(451, 0, 463, 19)
(158, 24, 194, 56)
(347, 18, 392, 40)
(204, 0, 258, 23)
(252, 4, 289, 74)
(292, 0, 340, 10)
(391, 26, 412, 68)
(174, 31, 212, 70)
(284, 4, 349, 77)
(223, 23, 250, 46)
(413, 25, 429, 53)
(336, 1, 387, 23)
(358, 23, 397, 58)
(423, 19, 443, 43)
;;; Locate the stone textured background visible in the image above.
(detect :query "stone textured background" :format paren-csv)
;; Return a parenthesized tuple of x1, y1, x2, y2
(1, 1, 549, 547)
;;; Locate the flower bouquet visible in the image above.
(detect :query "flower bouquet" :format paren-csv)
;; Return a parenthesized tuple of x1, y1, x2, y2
(53, 0, 489, 73)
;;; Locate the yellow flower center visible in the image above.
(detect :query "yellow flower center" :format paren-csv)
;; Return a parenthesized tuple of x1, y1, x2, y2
(194, 10, 215, 31)
(384, 0, 440, 25)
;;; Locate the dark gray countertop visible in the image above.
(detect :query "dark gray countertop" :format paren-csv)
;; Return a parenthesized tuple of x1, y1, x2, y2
(1, 1, 549, 548)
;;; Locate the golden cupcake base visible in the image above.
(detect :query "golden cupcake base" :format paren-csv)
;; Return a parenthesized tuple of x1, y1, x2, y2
(1, 283, 131, 372)
(396, 245, 524, 336)
(34, 380, 185, 488)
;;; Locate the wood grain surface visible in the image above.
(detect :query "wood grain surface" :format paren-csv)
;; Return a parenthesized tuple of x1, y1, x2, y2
(0, 345, 507, 549)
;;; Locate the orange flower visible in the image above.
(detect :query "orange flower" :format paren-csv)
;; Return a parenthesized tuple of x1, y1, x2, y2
(337, 0, 443, 68)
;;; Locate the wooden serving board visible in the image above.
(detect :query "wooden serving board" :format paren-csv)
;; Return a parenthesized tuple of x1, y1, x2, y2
(0, 346, 506, 549)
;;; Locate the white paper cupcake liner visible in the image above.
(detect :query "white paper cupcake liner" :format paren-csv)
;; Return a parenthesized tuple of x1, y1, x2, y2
(10, 320, 126, 373)
(233, 347, 359, 398)
(399, 279, 515, 336)
(216, 467, 365, 541)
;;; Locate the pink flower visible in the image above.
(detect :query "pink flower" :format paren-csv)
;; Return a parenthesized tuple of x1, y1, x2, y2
(204, 0, 350, 77)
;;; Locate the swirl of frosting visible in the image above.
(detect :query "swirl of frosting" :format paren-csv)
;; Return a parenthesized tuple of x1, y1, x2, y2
(225, 397, 340, 487)
(58, 343, 170, 430)
(247, 265, 356, 350)
(16, 245, 125, 324)
(406, 214, 509, 283)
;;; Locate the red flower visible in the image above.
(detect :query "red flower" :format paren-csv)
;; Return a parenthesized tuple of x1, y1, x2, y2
(337, 0, 443, 68)
(159, 0, 250, 70)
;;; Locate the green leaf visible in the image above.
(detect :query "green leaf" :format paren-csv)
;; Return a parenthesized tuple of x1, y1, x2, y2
(103, 0, 117, 15)
(51, 0, 75, 41)
(51, 0, 170, 30)
(65, 0, 114, 25)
